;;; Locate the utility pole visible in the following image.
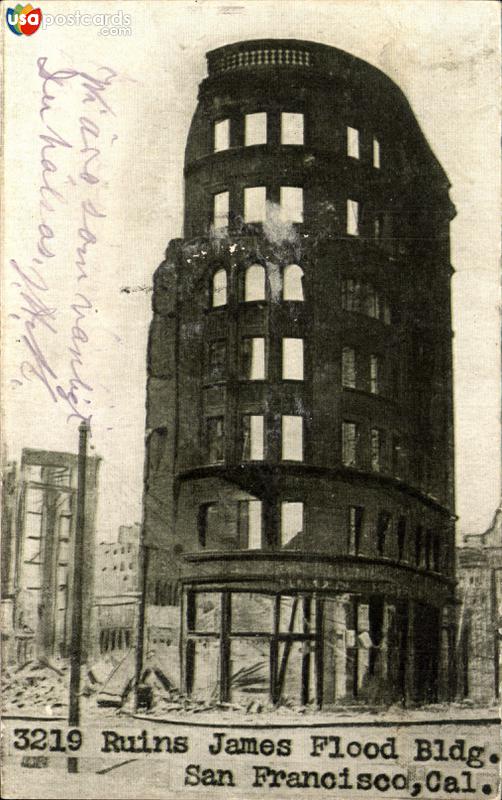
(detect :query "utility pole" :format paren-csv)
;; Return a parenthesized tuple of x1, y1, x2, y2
(67, 420, 89, 774)
(134, 539, 149, 709)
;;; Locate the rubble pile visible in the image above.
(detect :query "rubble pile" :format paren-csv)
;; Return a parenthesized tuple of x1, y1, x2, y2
(2, 660, 69, 714)
(133, 679, 320, 717)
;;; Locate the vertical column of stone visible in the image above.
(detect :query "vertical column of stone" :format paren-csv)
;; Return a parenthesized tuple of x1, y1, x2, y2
(322, 597, 337, 705)
(357, 601, 370, 693)
(438, 604, 454, 702)
(334, 595, 348, 700)
(405, 599, 415, 705)
(379, 602, 392, 686)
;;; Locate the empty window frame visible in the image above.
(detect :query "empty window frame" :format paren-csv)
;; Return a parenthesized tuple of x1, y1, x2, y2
(213, 191, 229, 229)
(281, 502, 304, 546)
(397, 517, 406, 562)
(283, 264, 304, 301)
(392, 435, 402, 477)
(281, 415, 303, 461)
(241, 337, 265, 380)
(207, 340, 226, 381)
(245, 112, 267, 146)
(348, 506, 364, 555)
(214, 119, 230, 152)
(212, 269, 227, 307)
(374, 214, 384, 242)
(365, 286, 380, 319)
(282, 338, 304, 380)
(373, 138, 381, 169)
(347, 199, 359, 235)
(244, 186, 267, 223)
(281, 112, 304, 145)
(370, 428, 385, 472)
(342, 421, 358, 467)
(206, 417, 225, 463)
(347, 126, 360, 159)
(237, 500, 262, 549)
(341, 278, 361, 312)
(370, 354, 380, 394)
(244, 264, 266, 301)
(242, 415, 264, 461)
(280, 186, 303, 223)
(342, 347, 356, 389)
(197, 503, 218, 548)
(377, 511, 391, 556)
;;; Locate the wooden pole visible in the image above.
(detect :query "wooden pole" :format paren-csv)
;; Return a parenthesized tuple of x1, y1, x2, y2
(134, 540, 149, 708)
(67, 420, 89, 774)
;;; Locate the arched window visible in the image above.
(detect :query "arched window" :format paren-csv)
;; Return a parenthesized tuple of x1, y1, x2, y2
(283, 264, 304, 301)
(244, 264, 266, 301)
(212, 269, 227, 307)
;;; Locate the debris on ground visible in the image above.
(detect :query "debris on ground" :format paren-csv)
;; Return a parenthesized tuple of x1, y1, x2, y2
(1, 660, 69, 714)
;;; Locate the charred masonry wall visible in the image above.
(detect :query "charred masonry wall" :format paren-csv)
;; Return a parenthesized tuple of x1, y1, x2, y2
(144, 40, 457, 707)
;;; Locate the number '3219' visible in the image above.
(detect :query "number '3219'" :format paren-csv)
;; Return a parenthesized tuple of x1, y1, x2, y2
(13, 728, 82, 752)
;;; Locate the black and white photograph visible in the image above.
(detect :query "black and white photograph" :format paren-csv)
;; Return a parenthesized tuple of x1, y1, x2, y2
(1, 1, 501, 797)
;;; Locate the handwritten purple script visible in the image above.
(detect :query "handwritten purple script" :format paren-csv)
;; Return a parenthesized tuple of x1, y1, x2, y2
(9, 57, 120, 423)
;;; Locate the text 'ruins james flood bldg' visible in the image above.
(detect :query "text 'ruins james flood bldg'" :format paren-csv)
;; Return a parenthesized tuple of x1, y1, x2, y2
(144, 40, 457, 708)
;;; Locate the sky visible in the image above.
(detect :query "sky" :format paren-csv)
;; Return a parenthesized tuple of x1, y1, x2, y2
(2, 0, 501, 541)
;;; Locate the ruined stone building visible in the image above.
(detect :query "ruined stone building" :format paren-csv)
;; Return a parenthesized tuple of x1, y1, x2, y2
(143, 40, 457, 707)
(457, 506, 502, 705)
(96, 523, 140, 597)
(93, 523, 141, 656)
(1, 448, 100, 664)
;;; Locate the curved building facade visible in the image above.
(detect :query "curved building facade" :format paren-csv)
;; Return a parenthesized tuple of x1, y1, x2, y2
(144, 40, 457, 707)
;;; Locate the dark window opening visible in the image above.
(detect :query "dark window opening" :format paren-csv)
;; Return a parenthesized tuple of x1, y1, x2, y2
(397, 517, 406, 562)
(206, 416, 225, 464)
(377, 511, 391, 556)
(348, 506, 364, 555)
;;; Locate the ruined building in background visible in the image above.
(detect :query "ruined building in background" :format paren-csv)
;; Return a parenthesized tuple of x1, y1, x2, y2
(2, 448, 100, 664)
(93, 523, 141, 657)
(457, 505, 502, 706)
(144, 40, 457, 707)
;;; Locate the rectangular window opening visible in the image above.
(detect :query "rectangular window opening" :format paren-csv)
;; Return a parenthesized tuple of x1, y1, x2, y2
(342, 421, 358, 467)
(347, 126, 360, 159)
(281, 112, 304, 145)
(370, 354, 380, 394)
(206, 417, 225, 464)
(373, 138, 381, 169)
(198, 503, 218, 549)
(371, 427, 385, 472)
(238, 500, 262, 549)
(214, 119, 230, 152)
(242, 415, 264, 461)
(213, 191, 229, 229)
(281, 502, 304, 547)
(241, 337, 265, 380)
(348, 506, 364, 555)
(282, 338, 304, 380)
(245, 112, 267, 146)
(347, 199, 359, 236)
(377, 511, 391, 556)
(342, 347, 356, 389)
(244, 186, 267, 223)
(281, 415, 303, 461)
(280, 186, 303, 223)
